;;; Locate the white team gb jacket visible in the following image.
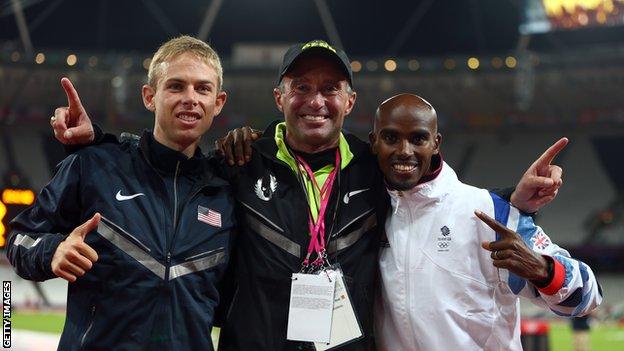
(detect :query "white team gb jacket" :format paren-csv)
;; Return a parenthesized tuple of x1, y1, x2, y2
(376, 161, 602, 351)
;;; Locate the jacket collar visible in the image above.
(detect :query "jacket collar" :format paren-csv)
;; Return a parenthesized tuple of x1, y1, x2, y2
(253, 120, 371, 169)
(138, 130, 204, 177)
(273, 121, 353, 173)
(417, 153, 443, 185)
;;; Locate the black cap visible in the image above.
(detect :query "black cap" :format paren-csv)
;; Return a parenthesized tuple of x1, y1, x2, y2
(277, 40, 353, 87)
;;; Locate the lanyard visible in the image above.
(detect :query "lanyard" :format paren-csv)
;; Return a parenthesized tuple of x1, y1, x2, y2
(295, 149, 341, 272)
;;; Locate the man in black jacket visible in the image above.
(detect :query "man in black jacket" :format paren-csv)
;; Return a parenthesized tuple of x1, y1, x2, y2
(49, 40, 562, 351)
(7, 36, 235, 350)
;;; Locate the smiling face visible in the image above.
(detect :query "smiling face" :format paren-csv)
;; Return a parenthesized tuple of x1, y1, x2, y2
(273, 54, 356, 154)
(142, 52, 226, 157)
(370, 94, 441, 191)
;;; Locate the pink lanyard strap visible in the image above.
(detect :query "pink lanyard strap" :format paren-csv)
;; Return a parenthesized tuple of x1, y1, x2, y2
(295, 149, 341, 269)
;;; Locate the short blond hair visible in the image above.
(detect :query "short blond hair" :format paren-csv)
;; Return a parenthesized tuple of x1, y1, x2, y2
(147, 35, 223, 90)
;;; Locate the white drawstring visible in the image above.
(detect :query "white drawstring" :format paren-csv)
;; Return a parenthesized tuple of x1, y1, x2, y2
(393, 192, 401, 215)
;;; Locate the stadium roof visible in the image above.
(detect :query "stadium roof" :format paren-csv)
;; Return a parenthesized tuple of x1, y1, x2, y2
(1, 0, 624, 58)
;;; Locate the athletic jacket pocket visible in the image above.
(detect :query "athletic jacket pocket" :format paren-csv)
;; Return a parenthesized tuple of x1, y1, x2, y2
(169, 248, 226, 280)
(96, 216, 166, 279)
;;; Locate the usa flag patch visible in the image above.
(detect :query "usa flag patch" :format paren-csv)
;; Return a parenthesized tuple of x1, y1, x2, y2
(531, 230, 551, 250)
(198, 205, 222, 228)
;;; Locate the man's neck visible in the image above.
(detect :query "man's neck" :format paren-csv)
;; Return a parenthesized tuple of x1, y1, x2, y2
(285, 135, 339, 154)
(152, 132, 198, 159)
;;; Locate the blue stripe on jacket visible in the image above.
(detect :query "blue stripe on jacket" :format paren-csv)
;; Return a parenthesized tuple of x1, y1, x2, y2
(490, 192, 526, 294)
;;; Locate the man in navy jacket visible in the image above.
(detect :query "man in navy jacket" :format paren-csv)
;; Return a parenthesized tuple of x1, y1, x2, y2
(6, 36, 235, 350)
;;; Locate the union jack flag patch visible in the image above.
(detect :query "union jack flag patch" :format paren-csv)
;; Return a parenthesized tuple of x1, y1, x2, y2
(531, 230, 551, 250)
(198, 205, 222, 228)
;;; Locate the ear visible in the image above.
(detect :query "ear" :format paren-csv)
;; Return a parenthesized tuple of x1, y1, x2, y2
(212, 91, 228, 117)
(273, 87, 284, 112)
(433, 133, 442, 155)
(142, 85, 156, 112)
(343, 91, 357, 116)
(368, 131, 378, 155)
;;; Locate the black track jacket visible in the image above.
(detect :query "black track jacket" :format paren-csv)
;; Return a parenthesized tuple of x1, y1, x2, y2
(217, 121, 385, 351)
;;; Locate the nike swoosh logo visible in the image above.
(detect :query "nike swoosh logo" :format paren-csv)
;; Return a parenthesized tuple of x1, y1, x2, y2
(343, 188, 369, 204)
(115, 190, 145, 201)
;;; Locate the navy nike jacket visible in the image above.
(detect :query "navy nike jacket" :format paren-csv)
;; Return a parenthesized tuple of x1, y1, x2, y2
(6, 131, 234, 350)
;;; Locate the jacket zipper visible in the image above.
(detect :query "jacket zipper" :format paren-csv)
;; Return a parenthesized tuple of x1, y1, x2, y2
(141, 152, 214, 280)
(404, 197, 417, 340)
(165, 169, 213, 280)
(80, 305, 96, 347)
(164, 161, 181, 281)
(173, 161, 180, 227)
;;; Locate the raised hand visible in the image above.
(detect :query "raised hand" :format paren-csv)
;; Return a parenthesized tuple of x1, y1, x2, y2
(51, 213, 100, 282)
(214, 126, 261, 166)
(475, 210, 549, 281)
(510, 137, 568, 213)
(50, 77, 95, 145)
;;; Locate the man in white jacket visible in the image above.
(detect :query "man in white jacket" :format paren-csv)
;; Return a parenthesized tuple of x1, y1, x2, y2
(372, 94, 603, 351)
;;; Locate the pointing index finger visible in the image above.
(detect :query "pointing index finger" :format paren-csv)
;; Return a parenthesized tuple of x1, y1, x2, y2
(534, 137, 568, 169)
(60, 77, 84, 110)
(474, 210, 517, 239)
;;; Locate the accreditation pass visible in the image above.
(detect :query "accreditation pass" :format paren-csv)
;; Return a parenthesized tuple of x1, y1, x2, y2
(287, 272, 336, 343)
(315, 268, 363, 350)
